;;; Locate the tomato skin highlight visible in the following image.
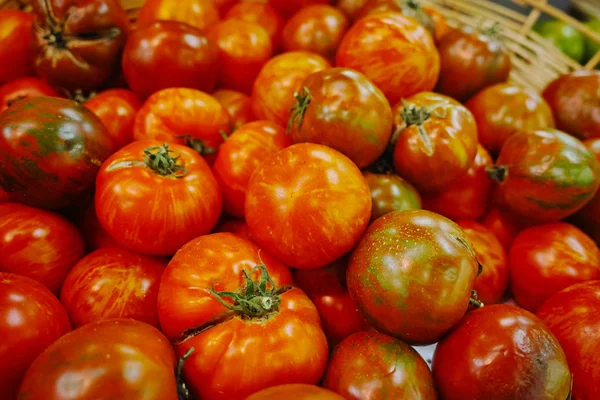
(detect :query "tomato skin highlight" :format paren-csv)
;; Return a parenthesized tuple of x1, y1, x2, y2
(246, 384, 346, 400)
(0, 77, 59, 113)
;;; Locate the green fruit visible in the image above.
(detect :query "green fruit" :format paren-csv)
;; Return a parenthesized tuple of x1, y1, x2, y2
(584, 18, 600, 66)
(534, 19, 585, 63)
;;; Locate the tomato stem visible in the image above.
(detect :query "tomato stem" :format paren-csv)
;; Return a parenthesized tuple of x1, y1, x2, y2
(485, 165, 508, 183)
(287, 86, 312, 133)
(176, 135, 218, 157)
(469, 290, 484, 308)
(399, 100, 448, 156)
(176, 347, 194, 400)
(143, 143, 188, 178)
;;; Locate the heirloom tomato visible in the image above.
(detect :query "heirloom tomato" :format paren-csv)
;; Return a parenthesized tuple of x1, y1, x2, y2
(357, 0, 436, 38)
(137, 0, 219, 31)
(245, 143, 371, 269)
(215, 219, 255, 242)
(363, 172, 421, 220)
(95, 140, 222, 255)
(347, 209, 480, 345)
(0, 273, 71, 400)
(213, 89, 257, 130)
(537, 281, 600, 400)
(0, 10, 35, 83)
(392, 92, 478, 192)
(18, 319, 178, 400)
(336, 11, 439, 104)
(0, 77, 59, 113)
(79, 201, 121, 250)
(270, 0, 332, 16)
(479, 208, 528, 250)
(225, 2, 284, 50)
(432, 304, 571, 400)
(246, 385, 345, 400)
(424, 5, 449, 41)
(573, 138, 600, 243)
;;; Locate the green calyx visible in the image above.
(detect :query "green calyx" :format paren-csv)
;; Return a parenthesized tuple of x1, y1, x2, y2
(287, 86, 312, 133)
(177, 135, 218, 157)
(400, 100, 447, 156)
(144, 143, 188, 178)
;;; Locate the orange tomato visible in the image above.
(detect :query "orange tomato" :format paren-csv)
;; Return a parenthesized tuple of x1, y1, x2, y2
(270, 0, 332, 16)
(213, 89, 257, 130)
(137, 0, 219, 31)
(424, 5, 449, 41)
(225, 2, 285, 49)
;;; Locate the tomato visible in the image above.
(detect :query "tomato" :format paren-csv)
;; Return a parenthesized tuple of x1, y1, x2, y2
(95, 140, 222, 256)
(137, 0, 219, 31)
(133, 88, 231, 161)
(246, 385, 345, 400)
(31, 0, 129, 92)
(422, 144, 492, 221)
(423, 5, 449, 42)
(225, 2, 284, 50)
(347, 209, 479, 345)
(84, 89, 141, 152)
(158, 233, 328, 400)
(436, 26, 511, 103)
(282, 5, 349, 60)
(363, 172, 421, 220)
(534, 19, 585, 63)
(18, 319, 178, 400)
(215, 219, 255, 242)
(336, 0, 368, 20)
(252, 51, 331, 126)
(213, 89, 257, 130)
(270, 0, 332, 16)
(0, 97, 113, 209)
(0, 10, 35, 83)
(246, 143, 371, 269)
(323, 331, 437, 400)
(572, 138, 600, 244)
(456, 220, 508, 304)
(0, 273, 71, 399)
(212, 120, 292, 218)
(537, 281, 600, 400)
(479, 208, 529, 251)
(487, 128, 600, 222)
(293, 258, 370, 345)
(214, 0, 238, 17)
(542, 70, 600, 140)
(0, 77, 59, 113)
(466, 83, 555, 154)
(392, 92, 478, 192)
(207, 20, 273, 94)
(336, 11, 439, 105)
(122, 21, 218, 99)
(432, 304, 571, 400)
(79, 201, 121, 250)
(357, 0, 436, 38)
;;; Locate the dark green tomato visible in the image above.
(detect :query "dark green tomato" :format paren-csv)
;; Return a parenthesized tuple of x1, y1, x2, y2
(363, 171, 421, 221)
(534, 20, 585, 63)
(346, 209, 479, 345)
(0, 97, 114, 209)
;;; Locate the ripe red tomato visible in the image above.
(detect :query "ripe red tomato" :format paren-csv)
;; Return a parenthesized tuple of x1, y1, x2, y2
(158, 233, 328, 400)
(323, 331, 437, 399)
(207, 20, 273, 93)
(293, 258, 370, 345)
(60, 248, 166, 328)
(225, 2, 284, 50)
(422, 144, 493, 220)
(573, 138, 600, 244)
(432, 304, 571, 400)
(122, 21, 218, 99)
(456, 220, 508, 304)
(436, 26, 511, 102)
(136, 0, 219, 31)
(282, 5, 349, 60)
(357, 0, 436, 38)
(392, 92, 478, 192)
(18, 319, 178, 400)
(246, 143, 371, 269)
(542, 70, 600, 140)
(466, 83, 555, 154)
(31, 0, 129, 92)
(95, 140, 222, 255)
(0, 97, 113, 209)
(252, 51, 331, 126)
(270, 0, 332, 16)
(78, 201, 121, 250)
(336, 11, 439, 104)
(487, 128, 600, 222)
(289, 68, 392, 168)
(215, 219, 255, 242)
(479, 208, 529, 250)
(213, 89, 257, 130)
(0, 10, 35, 82)
(509, 222, 600, 312)
(363, 172, 421, 220)
(212, 120, 292, 218)
(0, 77, 59, 113)
(246, 385, 345, 400)
(0, 273, 71, 399)
(347, 209, 479, 345)
(85, 89, 141, 152)
(0, 203, 85, 294)
(537, 281, 600, 400)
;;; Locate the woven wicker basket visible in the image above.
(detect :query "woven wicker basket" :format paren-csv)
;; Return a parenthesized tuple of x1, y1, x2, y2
(1, 0, 600, 92)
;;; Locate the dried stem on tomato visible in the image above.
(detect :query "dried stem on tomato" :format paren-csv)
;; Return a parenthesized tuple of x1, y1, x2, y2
(485, 165, 508, 183)
(398, 100, 448, 156)
(144, 143, 188, 178)
(176, 347, 194, 400)
(287, 86, 312, 133)
(469, 290, 484, 308)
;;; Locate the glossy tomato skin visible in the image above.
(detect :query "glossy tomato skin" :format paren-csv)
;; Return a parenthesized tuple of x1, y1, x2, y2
(479, 208, 531, 251)
(78, 201, 121, 250)
(270, 0, 332, 16)
(31, 0, 130, 92)
(467, 83, 555, 154)
(336, 0, 368, 20)
(0, 77, 59, 113)
(542, 70, 600, 140)
(0, 97, 113, 209)
(363, 172, 421, 220)
(95, 140, 222, 255)
(392, 92, 478, 192)
(436, 26, 511, 103)
(347, 209, 479, 345)
(537, 281, 600, 400)
(357, 0, 436, 38)
(289, 68, 392, 168)
(213, 89, 257, 130)
(573, 138, 600, 243)
(246, 385, 345, 400)
(0, 203, 86, 294)
(212, 120, 292, 218)
(509, 222, 600, 312)
(323, 331, 437, 400)
(336, 11, 439, 105)
(122, 21, 218, 99)
(0, 273, 71, 400)
(17, 319, 178, 400)
(432, 304, 571, 400)
(0, 10, 35, 83)
(246, 143, 371, 269)
(137, 0, 219, 31)
(252, 51, 331, 126)
(225, 2, 284, 49)
(60, 248, 166, 328)
(489, 128, 600, 222)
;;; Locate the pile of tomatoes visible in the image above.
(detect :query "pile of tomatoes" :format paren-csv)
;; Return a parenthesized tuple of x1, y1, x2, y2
(1, 0, 600, 399)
